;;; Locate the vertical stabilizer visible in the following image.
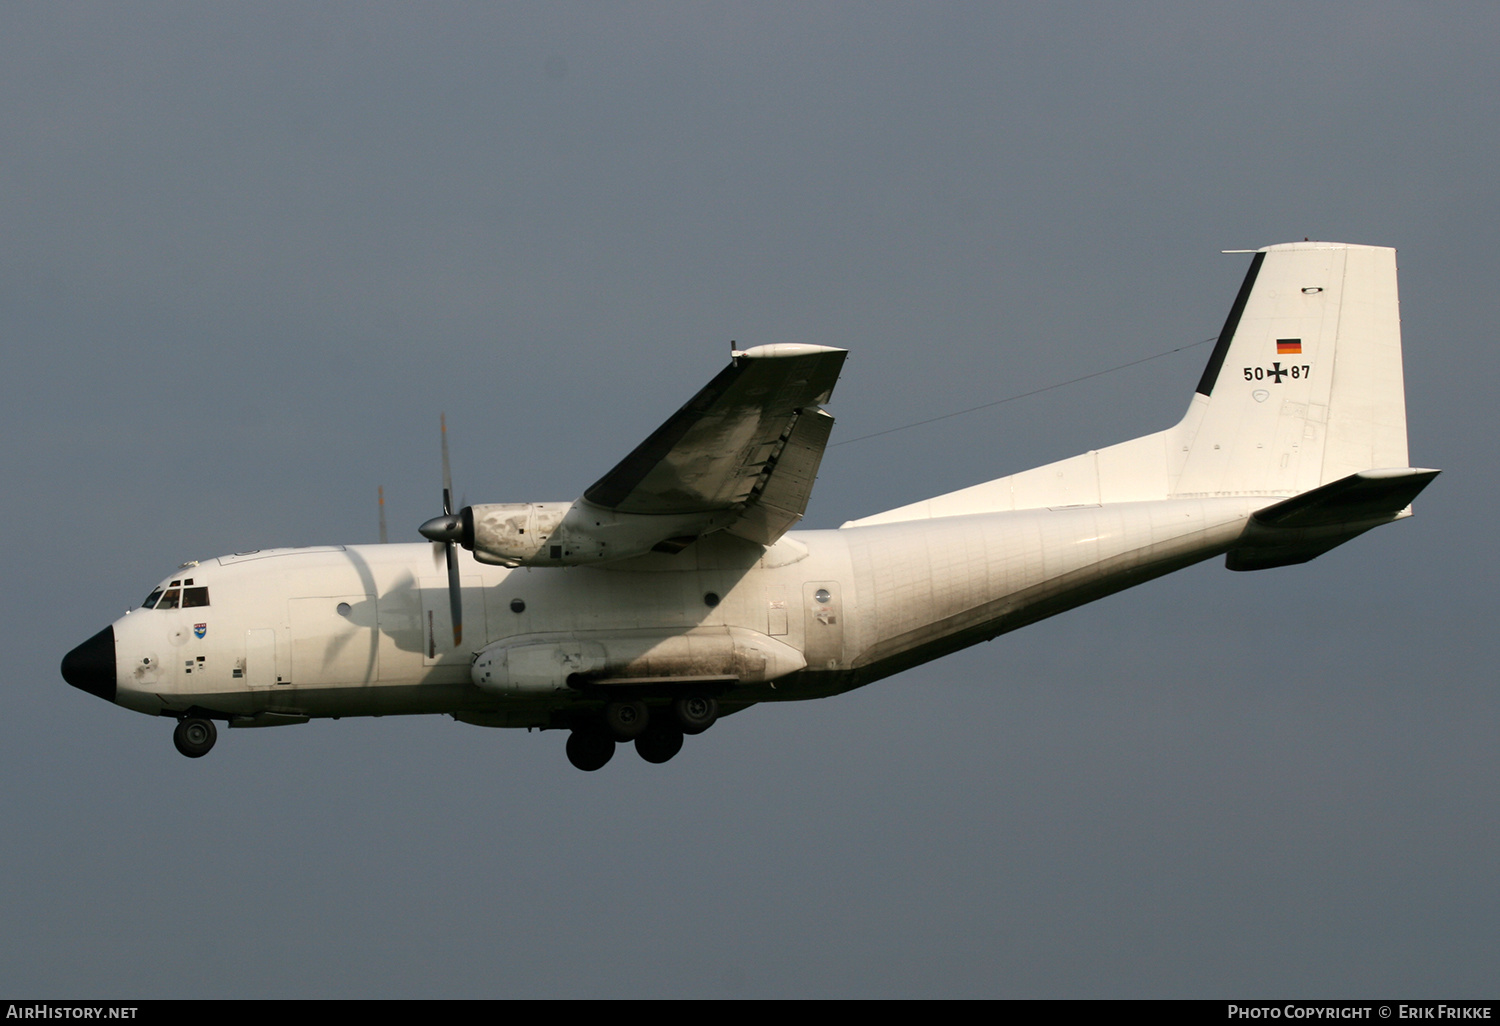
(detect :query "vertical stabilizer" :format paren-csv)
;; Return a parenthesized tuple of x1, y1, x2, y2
(845, 242, 1418, 528)
(1170, 241, 1408, 497)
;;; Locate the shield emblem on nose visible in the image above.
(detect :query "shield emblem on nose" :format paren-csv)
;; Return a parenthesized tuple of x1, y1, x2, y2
(193, 623, 207, 639)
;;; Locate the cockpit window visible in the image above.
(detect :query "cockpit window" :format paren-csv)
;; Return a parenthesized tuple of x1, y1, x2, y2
(139, 581, 208, 609)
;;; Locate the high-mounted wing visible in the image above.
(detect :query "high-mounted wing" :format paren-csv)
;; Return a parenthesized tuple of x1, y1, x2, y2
(584, 343, 847, 544)
(443, 344, 848, 567)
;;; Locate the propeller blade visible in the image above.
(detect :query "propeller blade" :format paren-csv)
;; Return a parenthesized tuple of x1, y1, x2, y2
(441, 413, 454, 518)
(378, 485, 388, 545)
(430, 415, 462, 646)
(419, 415, 465, 544)
(446, 538, 463, 647)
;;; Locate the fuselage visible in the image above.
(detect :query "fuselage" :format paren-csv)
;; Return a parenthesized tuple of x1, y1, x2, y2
(68, 497, 1265, 731)
(58, 242, 1429, 768)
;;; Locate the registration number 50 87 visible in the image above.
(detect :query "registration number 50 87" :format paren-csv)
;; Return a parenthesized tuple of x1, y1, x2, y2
(1243, 365, 1310, 381)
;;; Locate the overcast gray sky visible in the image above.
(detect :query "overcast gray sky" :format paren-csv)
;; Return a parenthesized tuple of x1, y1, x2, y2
(3, 3, 1495, 998)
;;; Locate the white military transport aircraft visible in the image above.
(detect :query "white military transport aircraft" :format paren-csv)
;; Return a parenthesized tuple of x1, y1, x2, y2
(63, 242, 1437, 771)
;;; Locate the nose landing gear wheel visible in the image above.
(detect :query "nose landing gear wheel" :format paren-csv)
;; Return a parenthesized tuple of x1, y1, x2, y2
(173, 717, 217, 758)
(566, 728, 616, 771)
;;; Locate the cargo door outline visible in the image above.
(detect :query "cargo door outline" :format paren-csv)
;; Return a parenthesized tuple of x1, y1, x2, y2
(802, 580, 844, 671)
(243, 628, 281, 688)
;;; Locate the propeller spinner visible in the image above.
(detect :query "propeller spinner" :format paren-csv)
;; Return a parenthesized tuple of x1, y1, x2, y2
(417, 414, 465, 647)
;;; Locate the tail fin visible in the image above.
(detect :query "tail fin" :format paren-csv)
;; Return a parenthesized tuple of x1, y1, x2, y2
(1171, 241, 1409, 497)
(845, 241, 1433, 529)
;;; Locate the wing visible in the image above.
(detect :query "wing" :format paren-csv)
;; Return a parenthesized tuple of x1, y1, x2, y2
(584, 344, 847, 545)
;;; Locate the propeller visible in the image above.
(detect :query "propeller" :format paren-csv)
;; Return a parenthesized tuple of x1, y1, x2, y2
(418, 414, 464, 647)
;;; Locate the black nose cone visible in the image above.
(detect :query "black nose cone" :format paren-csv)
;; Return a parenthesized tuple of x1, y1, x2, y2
(62, 625, 117, 703)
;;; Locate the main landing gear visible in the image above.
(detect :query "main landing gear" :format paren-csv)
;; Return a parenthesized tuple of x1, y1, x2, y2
(634, 718, 684, 764)
(565, 726, 615, 772)
(564, 696, 719, 771)
(172, 716, 217, 758)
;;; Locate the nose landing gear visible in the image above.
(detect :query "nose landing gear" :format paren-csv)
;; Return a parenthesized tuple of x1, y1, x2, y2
(172, 717, 217, 759)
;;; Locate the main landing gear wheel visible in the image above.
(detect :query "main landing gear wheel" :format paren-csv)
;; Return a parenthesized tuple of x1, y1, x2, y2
(673, 695, 718, 735)
(634, 720, 684, 764)
(566, 729, 616, 772)
(604, 700, 649, 740)
(173, 717, 217, 759)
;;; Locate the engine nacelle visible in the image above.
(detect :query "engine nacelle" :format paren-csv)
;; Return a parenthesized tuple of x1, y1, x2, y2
(463, 500, 730, 567)
(464, 502, 572, 567)
(471, 627, 807, 695)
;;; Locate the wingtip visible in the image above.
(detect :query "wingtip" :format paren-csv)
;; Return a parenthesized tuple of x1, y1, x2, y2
(735, 343, 847, 360)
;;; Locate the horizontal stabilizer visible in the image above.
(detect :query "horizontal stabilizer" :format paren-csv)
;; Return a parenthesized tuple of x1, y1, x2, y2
(1251, 467, 1440, 529)
(1226, 468, 1439, 571)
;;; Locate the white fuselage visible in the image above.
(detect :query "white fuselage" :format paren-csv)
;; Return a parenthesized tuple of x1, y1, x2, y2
(66, 243, 1427, 764)
(107, 497, 1264, 730)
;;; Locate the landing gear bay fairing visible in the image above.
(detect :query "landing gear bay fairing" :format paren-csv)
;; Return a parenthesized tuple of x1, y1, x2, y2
(62, 243, 1437, 770)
